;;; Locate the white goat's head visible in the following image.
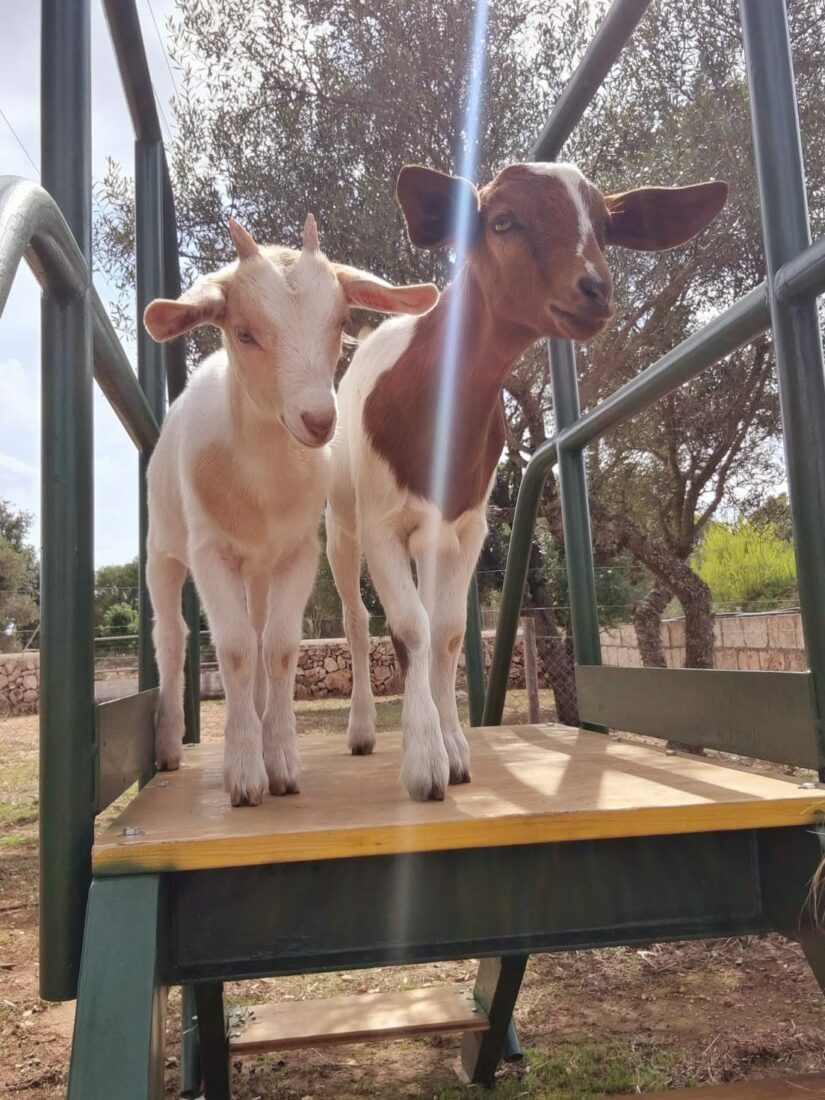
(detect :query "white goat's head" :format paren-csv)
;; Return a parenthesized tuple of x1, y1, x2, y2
(144, 217, 438, 447)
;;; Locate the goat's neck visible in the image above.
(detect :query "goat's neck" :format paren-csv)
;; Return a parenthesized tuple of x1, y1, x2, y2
(433, 267, 535, 400)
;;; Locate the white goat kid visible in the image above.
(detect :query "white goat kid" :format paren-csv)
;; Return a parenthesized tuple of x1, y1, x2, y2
(144, 216, 437, 806)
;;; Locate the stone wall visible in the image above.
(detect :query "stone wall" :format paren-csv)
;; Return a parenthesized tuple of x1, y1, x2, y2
(0, 611, 809, 717)
(600, 609, 806, 672)
(0, 652, 39, 717)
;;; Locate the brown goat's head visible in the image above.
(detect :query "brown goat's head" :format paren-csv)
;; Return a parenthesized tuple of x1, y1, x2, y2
(397, 162, 728, 342)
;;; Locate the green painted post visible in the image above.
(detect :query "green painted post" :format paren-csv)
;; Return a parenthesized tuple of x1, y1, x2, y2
(135, 141, 166, 693)
(39, 0, 95, 1002)
(548, 340, 603, 673)
(465, 574, 486, 726)
(740, 0, 825, 774)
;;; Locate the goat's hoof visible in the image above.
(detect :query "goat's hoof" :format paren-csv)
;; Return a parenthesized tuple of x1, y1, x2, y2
(155, 752, 181, 772)
(225, 751, 269, 807)
(347, 726, 376, 756)
(443, 728, 471, 786)
(401, 744, 450, 803)
(269, 777, 300, 796)
(264, 740, 302, 797)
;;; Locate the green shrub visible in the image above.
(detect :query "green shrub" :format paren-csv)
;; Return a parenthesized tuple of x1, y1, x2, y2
(693, 521, 797, 611)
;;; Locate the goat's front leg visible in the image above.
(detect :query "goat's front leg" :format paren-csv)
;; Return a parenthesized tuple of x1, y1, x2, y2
(417, 516, 486, 785)
(260, 538, 318, 795)
(190, 542, 267, 806)
(362, 523, 448, 801)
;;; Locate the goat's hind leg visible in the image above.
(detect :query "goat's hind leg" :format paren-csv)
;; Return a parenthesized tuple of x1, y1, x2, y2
(326, 507, 377, 755)
(147, 547, 188, 771)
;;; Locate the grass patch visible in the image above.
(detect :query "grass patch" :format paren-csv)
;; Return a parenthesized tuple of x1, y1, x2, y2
(437, 1042, 674, 1099)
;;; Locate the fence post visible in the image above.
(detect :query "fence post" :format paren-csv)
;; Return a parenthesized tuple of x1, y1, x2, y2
(521, 616, 541, 723)
(465, 574, 486, 726)
(740, 0, 825, 775)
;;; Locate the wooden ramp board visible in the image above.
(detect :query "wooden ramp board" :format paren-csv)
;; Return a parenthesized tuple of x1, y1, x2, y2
(227, 984, 487, 1053)
(93, 724, 825, 874)
(607, 1075, 825, 1098)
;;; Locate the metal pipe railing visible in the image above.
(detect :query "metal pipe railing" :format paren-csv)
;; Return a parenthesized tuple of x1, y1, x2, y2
(741, 0, 825, 775)
(531, 0, 652, 161)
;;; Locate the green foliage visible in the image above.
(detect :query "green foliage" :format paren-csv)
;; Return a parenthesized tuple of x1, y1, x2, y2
(748, 491, 794, 542)
(0, 500, 39, 652)
(94, 558, 139, 627)
(693, 521, 798, 611)
(101, 601, 139, 637)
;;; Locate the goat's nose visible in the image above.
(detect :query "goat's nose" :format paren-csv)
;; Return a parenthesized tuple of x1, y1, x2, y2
(578, 275, 612, 308)
(301, 409, 335, 441)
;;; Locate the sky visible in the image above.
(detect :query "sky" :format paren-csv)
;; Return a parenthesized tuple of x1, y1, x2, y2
(0, 0, 178, 566)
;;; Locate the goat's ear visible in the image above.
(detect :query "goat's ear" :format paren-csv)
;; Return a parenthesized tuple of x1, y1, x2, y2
(396, 165, 480, 251)
(604, 181, 729, 251)
(336, 266, 438, 315)
(143, 279, 227, 341)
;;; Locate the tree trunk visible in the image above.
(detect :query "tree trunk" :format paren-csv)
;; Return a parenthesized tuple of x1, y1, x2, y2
(598, 514, 715, 669)
(632, 582, 671, 667)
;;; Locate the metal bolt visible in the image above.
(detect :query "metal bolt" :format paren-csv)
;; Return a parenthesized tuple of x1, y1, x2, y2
(156, 781, 169, 788)
(121, 826, 143, 837)
(665, 748, 677, 756)
(799, 781, 818, 789)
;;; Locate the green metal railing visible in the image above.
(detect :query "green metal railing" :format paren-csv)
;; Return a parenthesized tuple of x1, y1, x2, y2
(482, 0, 825, 782)
(0, 0, 199, 1001)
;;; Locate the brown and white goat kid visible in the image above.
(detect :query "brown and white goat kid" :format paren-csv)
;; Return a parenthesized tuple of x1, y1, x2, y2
(143, 216, 437, 806)
(327, 162, 728, 801)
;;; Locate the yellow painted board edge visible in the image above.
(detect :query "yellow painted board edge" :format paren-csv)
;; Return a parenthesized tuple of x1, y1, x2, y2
(92, 796, 825, 876)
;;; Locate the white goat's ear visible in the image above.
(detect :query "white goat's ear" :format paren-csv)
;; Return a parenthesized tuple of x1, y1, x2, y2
(336, 265, 438, 315)
(143, 279, 227, 341)
(228, 218, 258, 261)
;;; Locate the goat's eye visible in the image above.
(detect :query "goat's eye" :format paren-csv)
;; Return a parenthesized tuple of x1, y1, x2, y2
(492, 215, 514, 234)
(235, 327, 255, 345)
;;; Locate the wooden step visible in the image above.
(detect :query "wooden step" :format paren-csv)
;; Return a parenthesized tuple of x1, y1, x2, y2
(94, 725, 825, 875)
(609, 1075, 825, 1098)
(227, 984, 488, 1053)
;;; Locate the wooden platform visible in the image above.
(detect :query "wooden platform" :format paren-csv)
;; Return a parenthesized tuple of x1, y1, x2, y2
(608, 1075, 825, 1098)
(227, 984, 487, 1053)
(93, 724, 825, 875)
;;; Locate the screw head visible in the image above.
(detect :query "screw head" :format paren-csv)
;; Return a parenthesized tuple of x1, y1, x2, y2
(121, 826, 143, 837)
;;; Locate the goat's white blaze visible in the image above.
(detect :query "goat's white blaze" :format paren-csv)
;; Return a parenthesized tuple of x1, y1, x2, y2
(529, 161, 598, 275)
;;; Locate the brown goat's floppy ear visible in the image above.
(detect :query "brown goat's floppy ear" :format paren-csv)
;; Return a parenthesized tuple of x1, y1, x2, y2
(336, 265, 438, 315)
(396, 165, 481, 252)
(604, 181, 729, 251)
(143, 278, 227, 341)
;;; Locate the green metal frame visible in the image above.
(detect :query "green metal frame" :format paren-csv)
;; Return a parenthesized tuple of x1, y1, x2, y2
(0, 0, 201, 1001)
(482, 0, 825, 776)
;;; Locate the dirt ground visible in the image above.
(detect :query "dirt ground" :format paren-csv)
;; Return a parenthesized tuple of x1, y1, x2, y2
(2, 693, 825, 1098)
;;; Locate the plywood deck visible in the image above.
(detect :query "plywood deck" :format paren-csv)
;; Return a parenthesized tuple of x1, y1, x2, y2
(227, 984, 487, 1053)
(93, 724, 825, 875)
(607, 1075, 825, 1098)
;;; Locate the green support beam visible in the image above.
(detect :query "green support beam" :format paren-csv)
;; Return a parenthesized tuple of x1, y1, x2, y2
(39, 0, 95, 1003)
(740, 0, 825, 774)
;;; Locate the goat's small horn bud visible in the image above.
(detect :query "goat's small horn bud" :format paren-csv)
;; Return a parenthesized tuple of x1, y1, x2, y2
(302, 213, 320, 254)
(228, 218, 258, 261)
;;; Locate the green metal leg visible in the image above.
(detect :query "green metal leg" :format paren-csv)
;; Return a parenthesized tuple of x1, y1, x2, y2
(461, 954, 528, 1086)
(194, 981, 230, 1100)
(180, 984, 201, 1098)
(68, 875, 167, 1100)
